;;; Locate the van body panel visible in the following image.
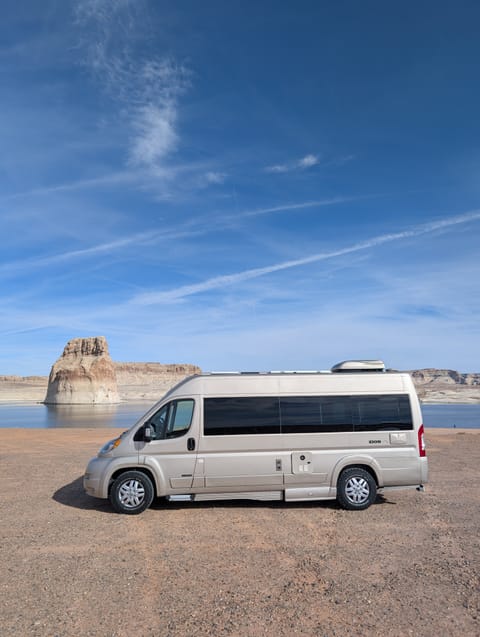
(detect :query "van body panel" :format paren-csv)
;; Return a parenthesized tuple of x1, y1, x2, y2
(197, 440, 288, 490)
(285, 486, 336, 501)
(84, 455, 140, 499)
(84, 366, 428, 510)
(140, 437, 197, 493)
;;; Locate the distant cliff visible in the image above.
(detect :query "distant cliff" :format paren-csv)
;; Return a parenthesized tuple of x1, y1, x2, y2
(1, 357, 479, 404)
(409, 369, 480, 403)
(114, 362, 201, 401)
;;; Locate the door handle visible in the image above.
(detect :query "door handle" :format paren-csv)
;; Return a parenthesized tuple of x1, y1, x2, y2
(187, 437, 195, 451)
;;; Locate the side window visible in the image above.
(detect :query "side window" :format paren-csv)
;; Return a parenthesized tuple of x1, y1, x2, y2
(166, 400, 195, 438)
(319, 397, 354, 432)
(148, 403, 170, 440)
(280, 397, 322, 433)
(204, 397, 280, 435)
(353, 395, 413, 431)
(147, 399, 194, 440)
(280, 396, 354, 433)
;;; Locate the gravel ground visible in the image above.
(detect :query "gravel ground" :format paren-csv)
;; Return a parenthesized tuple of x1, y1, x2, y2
(0, 428, 478, 637)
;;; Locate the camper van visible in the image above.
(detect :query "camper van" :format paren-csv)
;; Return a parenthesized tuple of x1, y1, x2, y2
(83, 360, 428, 514)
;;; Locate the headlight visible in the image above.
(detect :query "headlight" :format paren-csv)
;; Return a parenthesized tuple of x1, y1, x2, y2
(99, 437, 121, 455)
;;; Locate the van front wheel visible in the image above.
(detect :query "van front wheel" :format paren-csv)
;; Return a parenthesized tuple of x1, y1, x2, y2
(337, 467, 377, 510)
(110, 471, 154, 514)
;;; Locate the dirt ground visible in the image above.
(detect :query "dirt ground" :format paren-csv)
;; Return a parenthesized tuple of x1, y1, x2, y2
(0, 428, 478, 637)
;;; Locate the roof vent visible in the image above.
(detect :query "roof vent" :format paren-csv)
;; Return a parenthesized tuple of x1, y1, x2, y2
(331, 360, 385, 373)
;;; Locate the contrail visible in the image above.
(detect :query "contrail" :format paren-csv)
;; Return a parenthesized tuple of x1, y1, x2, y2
(132, 209, 480, 305)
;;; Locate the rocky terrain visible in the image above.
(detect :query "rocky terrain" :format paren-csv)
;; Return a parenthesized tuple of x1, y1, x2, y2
(44, 337, 119, 404)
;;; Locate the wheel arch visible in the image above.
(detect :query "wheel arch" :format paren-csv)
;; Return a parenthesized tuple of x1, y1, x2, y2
(331, 456, 382, 488)
(109, 466, 158, 497)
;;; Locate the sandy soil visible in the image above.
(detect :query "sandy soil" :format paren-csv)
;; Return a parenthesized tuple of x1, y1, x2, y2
(0, 429, 479, 637)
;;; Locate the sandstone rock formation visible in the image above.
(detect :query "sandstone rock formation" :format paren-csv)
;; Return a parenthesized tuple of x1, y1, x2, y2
(44, 337, 119, 404)
(409, 369, 480, 403)
(114, 362, 201, 401)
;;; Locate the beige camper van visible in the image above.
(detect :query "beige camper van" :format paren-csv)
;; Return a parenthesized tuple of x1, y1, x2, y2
(84, 360, 428, 514)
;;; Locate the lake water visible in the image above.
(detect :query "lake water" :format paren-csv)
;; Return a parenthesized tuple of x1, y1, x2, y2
(0, 401, 479, 429)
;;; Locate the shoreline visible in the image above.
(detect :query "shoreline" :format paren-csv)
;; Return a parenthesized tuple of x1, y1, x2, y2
(0, 395, 479, 406)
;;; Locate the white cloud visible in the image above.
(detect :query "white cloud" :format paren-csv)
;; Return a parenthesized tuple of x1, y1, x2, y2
(130, 104, 178, 167)
(265, 163, 290, 173)
(75, 1, 190, 173)
(265, 154, 320, 173)
(205, 171, 227, 185)
(298, 154, 319, 168)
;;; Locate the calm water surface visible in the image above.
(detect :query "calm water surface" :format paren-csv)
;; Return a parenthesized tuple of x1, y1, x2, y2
(0, 402, 479, 429)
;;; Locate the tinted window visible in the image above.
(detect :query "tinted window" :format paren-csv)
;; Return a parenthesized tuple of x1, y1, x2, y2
(353, 395, 413, 431)
(280, 397, 321, 431)
(203, 394, 412, 435)
(280, 396, 353, 432)
(204, 397, 280, 435)
(319, 397, 354, 432)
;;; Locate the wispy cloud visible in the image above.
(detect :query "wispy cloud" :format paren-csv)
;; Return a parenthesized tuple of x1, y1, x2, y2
(236, 196, 356, 218)
(1, 171, 136, 201)
(0, 227, 201, 278)
(204, 171, 227, 185)
(0, 192, 384, 276)
(265, 153, 320, 173)
(131, 209, 480, 305)
(75, 1, 190, 173)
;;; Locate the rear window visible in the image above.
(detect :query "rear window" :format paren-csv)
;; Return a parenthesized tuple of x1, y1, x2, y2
(354, 395, 412, 431)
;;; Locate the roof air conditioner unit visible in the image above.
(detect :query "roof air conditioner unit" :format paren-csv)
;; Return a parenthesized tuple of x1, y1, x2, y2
(331, 360, 385, 373)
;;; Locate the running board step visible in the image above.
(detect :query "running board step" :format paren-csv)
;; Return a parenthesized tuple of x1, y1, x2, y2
(167, 491, 282, 502)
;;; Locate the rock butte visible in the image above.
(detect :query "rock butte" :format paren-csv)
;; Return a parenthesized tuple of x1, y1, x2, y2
(44, 336, 119, 405)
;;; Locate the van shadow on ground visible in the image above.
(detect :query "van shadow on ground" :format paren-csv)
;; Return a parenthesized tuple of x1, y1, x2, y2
(53, 477, 115, 514)
(53, 478, 391, 514)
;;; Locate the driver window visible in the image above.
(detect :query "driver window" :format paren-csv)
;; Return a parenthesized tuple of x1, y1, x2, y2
(148, 403, 170, 440)
(148, 400, 194, 440)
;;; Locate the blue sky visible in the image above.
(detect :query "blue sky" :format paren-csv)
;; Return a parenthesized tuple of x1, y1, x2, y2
(1, 0, 480, 375)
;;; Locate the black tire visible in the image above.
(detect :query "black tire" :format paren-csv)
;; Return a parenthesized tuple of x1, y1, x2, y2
(337, 467, 377, 510)
(109, 471, 154, 515)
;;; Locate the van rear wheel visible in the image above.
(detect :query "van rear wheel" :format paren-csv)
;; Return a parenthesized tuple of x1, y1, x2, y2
(337, 467, 376, 510)
(110, 471, 154, 514)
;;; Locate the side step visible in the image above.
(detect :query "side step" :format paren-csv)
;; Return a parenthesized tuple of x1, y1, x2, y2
(167, 491, 283, 503)
(379, 485, 425, 493)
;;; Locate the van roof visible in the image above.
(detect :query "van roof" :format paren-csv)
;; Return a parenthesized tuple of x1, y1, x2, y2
(161, 361, 409, 402)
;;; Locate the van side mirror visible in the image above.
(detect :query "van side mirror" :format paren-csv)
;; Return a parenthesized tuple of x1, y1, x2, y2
(143, 425, 153, 442)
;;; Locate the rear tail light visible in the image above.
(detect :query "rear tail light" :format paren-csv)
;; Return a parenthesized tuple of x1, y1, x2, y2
(418, 424, 426, 457)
